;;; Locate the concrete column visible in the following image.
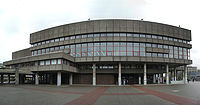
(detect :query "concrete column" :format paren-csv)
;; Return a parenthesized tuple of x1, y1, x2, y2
(15, 68, 19, 85)
(139, 76, 141, 85)
(35, 73, 39, 85)
(144, 63, 147, 85)
(158, 74, 160, 84)
(184, 65, 188, 84)
(153, 74, 156, 84)
(93, 63, 96, 86)
(166, 64, 169, 84)
(174, 68, 177, 81)
(1, 74, 3, 84)
(69, 73, 73, 85)
(57, 72, 61, 86)
(8, 74, 10, 84)
(118, 62, 121, 86)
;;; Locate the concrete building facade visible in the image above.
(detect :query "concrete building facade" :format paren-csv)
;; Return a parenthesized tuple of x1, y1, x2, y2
(3, 19, 192, 86)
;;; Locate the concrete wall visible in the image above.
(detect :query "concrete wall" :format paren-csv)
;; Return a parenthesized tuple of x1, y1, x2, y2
(30, 19, 191, 44)
(12, 48, 31, 60)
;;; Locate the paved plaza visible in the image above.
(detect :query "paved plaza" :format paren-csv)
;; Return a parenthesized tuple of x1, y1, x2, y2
(1, 83, 200, 105)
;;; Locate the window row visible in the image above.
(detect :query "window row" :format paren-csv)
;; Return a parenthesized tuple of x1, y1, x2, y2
(35, 59, 75, 66)
(32, 33, 189, 47)
(31, 42, 190, 60)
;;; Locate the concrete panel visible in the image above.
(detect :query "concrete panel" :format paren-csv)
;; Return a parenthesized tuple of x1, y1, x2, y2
(114, 20, 120, 32)
(80, 22, 87, 34)
(74, 23, 81, 35)
(120, 57, 127, 61)
(146, 22, 152, 34)
(87, 21, 94, 33)
(63, 25, 69, 36)
(139, 21, 146, 33)
(80, 57, 87, 62)
(75, 39, 81, 43)
(100, 57, 113, 61)
(139, 38, 146, 42)
(81, 38, 87, 43)
(146, 57, 153, 62)
(68, 24, 75, 35)
(106, 20, 114, 32)
(106, 37, 113, 41)
(163, 25, 169, 36)
(94, 37, 100, 42)
(94, 21, 100, 32)
(140, 57, 146, 62)
(69, 39, 75, 43)
(120, 37, 126, 41)
(119, 20, 127, 32)
(152, 23, 158, 35)
(99, 20, 107, 32)
(87, 57, 93, 62)
(173, 27, 179, 38)
(133, 20, 139, 33)
(114, 37, 120, 41)
(93, 57, 100, 61)
(100, 37, 107, 41)
(157, 23, 163, 35)
(113, 57, 120, 61)
(87, 38, 93, 42)
(126, 20, 133, 32)
(127, 57, 140, 61)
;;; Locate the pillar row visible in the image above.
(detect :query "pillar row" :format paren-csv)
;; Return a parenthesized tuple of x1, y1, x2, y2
(184, 65, 188, 84)
(35, 73, 39, 85)
(69, 73, 73, 85)
(15, 68, 19, 85)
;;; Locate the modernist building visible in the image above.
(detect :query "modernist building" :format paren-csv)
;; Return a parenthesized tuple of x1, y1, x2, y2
(3, 19, 192, 86)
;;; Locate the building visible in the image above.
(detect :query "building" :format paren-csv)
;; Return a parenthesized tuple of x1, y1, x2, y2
(3, 19, 192, 86)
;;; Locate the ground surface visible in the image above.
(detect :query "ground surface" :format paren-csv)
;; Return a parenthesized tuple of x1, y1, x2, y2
(1, 82, 200, 105)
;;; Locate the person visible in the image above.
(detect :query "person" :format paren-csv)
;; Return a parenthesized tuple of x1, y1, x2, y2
(187, 78, 190, 83)
(193, 78, 195, 82)
(123, 79, 126, 85)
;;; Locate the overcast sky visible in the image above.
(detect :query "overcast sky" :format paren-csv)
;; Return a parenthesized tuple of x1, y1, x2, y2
(0, 0, 200, 68)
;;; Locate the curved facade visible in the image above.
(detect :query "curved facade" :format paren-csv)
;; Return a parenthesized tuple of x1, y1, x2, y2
(4, 19, 192, 86)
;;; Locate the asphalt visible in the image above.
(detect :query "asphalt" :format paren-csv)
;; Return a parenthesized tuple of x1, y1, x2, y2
(0, 82, 200, 105)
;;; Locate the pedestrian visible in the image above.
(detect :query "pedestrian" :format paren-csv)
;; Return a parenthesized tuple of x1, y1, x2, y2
(187, 79, 190, 83)
(123, 79, 126, 85)
(193, 78, 195, 82)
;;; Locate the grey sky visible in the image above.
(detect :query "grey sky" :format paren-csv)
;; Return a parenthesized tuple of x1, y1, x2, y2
(0, 0, 200, 68)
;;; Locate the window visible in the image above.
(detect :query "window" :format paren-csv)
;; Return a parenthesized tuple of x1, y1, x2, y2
(58, 59, 62, 64)
(107, 42, 113, 56)
(140, 34, 145, 38)
(107, 33, 113, 37)
(152, 35, 157, 39)
(133, 34, 139, 37)
(34, 50, 37, 56)
(70, 36, 75, 39)
(38, 42, 41, 46)
(82, 35, 87, 38)
(120, 33, 126, 37)
(178, 39, 182, 43)
(60, 37, 64, 41)
(42, 49, 45, 54)
(158, 36, 162, 40)
(88, 34, 93, 37)
(146, 53, 151, 57)
(65, 45, 69, 49)
(40, 61, 44, 65)
(65, 37, 69, 40)
(163, 37, 168, 40)
(146, 35, 151, 38)
(55, 46, 59, 51)
(82, 44, 87, 57)
(152, 44, 157, 48)
(42, 41, 45, 45)
(50, 39, 55, 43)
(158, 53, 163, 57)
(152, 53, 157, 57)
(101, 33, 106, 37)
(51, 59, 56, 64)
(127, 33, 132, 37)
(169, 38, 173, 41)
(174, 39, 178, 42)
(50, 47, 54, 52)
(55, 38, 59, 42)
(60, 46, 64, 50)
(46, 48, 49, 53)
(38, 50, 41, 55)
(46, 40, 49, 44)
(88, 43, 93, 56)
(76, 35, 81, 39)
(46, 60, 50, 65)
(114, 33, 119, 37)
(94, 34, 100, 37)
(158, 44, 163, 48)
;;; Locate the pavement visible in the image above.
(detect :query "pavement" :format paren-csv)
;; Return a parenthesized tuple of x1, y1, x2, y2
(0, 82, 200, 105)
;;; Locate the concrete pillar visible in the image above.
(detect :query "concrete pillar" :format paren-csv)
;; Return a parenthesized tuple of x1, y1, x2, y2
(144, 63, 147, 85)
(153, 74, 156, 83)
(118, 62, 121, 86)
(35, 73, 39, 85)
(139, 76, 141, 85)
(93, 63, 96, 86)
(8, 74, 10, 84)
(57, 72, 61, 86)
(1, 74, 3, 84)
(166, 64, 169, 84)
(15, 68, 19, 85)
(174, 68, 177, 81)
(158, 74, 160, 84)
(184, 65, 188, 84)
(69, 73, 73, 85)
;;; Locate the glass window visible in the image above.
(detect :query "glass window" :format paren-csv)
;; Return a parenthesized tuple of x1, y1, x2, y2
(50, 47, 54, 52)
(60, 37, 64, 41)
(152, 53, 157, 57)
(140, 34, 145, 38)
(158, 53, 163, 57)
(51, 59, 56, 64)
(50, 39, 55, 43)
(46, 48, 49, 53)
(152, 44, 157, 48)
(120, 33, 126, 36)
(33, 43, 37, 47)
(34, 50, 37, 56)
(178, 39, 182, 43)
(58, 59, 62, 64)
(38, 50, 41, 55)
(88, 34, 93, 37)
(46, 60, 50, 65)
(70, 36, 75, 39)
(65, 45, 69, 49)
(42, 49, 45, 54)
(94, 34, 100, 37)
(65, 37, 69, 40)
(55, 38, 59, 42)
(127, 33, 132, 37)
(169, 38, 173, 41)
(146, 43, 151, 47)
(158, 36, 162, 40)
(146, 35, 151, 38)
(76, 35, 80, 39)
(146, 53, 151, 57)
(133, 34, 139, 37)
(101, 33, 106, 37)
(82, 35, 87, 38)
(164, 54, 168, 58)
(183, 40, 186, 43)
(88, 43, 93, 56)
(60, 46, 64, 50)
(38, 42, 41, 46)
(174, 38, 178, 42)
(158, 44, 163, 48)
(42, 41, 45, 45)
(40, 61, 44, 65)
(163, 37, 168, 40)
(114, 33, 119, 36)
(55, 46, 59, 51)
(163, 45, 168, 49)
(46, 40, 49, 44)
(107, 33, 113, 37)
(152, 35, 157, 39)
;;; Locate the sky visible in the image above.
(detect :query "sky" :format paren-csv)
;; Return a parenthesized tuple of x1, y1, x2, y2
(0, 0, 200, 68)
